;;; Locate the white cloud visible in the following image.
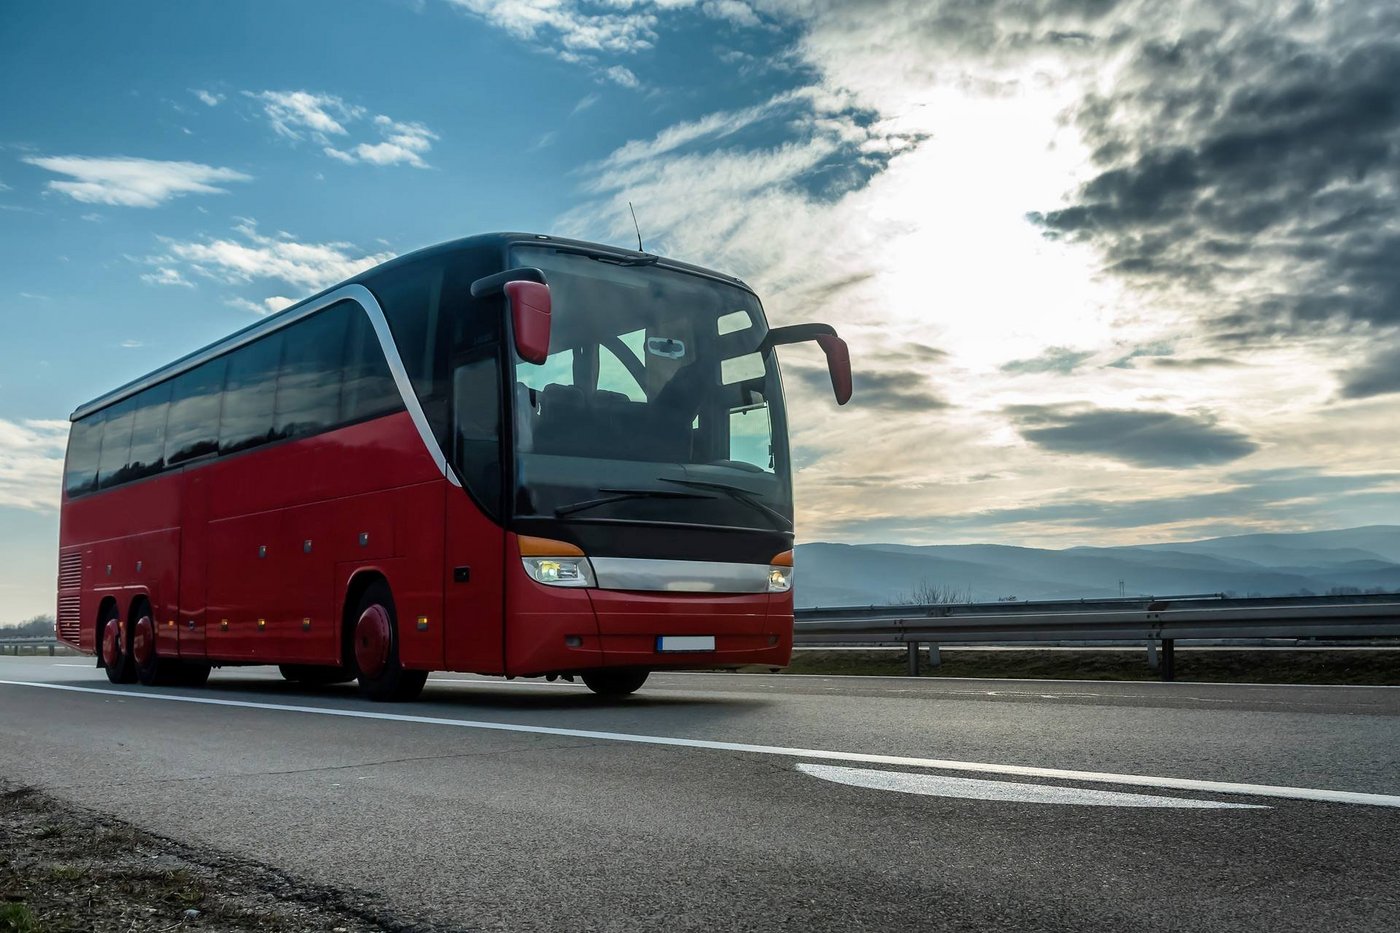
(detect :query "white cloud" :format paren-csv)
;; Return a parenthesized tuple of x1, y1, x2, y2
(140, 267, 194, 288)
(702, 0, 759, 26)
(22, 156, 251, 208)
(120, 339, 144, 348)
(191, 88, 224, 107)
(249, 90, 360, 140)
(250, 91, 437, 168)
(0, 418, 68, 512)
(156, 220, 395, 293)
(603, 65, 641, 88)
(324, 115, 437, 168)
(443, 0, 660, 53)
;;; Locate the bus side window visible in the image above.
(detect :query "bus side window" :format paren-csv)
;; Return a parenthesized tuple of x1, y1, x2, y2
(166, 358, 227, 465)
(275, 304, 348, 439)
(63, 413, 105, 497)
(125, 380, 173, 482)
(96, 398, 135, 490)
(220, 333, 286, 454)
(341, 308, 401, 422)
(453, 354, 502, 516)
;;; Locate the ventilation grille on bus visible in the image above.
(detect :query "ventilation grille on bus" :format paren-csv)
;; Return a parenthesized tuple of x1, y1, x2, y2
(56, 551, 83, 643)
(58, 551, 83, 590)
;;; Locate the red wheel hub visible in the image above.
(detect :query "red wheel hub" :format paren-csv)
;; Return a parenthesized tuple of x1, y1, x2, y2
(354, 605, 392, 678)
(132, 616, 155, 667)
(101, 618, 122, 669)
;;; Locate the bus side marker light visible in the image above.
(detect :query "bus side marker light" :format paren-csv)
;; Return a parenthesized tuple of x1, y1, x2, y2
(565, 636, 583, 648)
(167, 619, 175, 628)
(303, 539, 312, 553)
(220, 619, 229, 632)
(302, 618, 311, 632)
(257, 618, 266, 631)
(258, 545, 267, 559)
(416, 616, 429, 631)
(136, 560, 142, 572)
(358, 533, 369, 547)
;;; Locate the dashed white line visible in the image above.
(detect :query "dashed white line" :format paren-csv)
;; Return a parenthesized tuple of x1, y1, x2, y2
(3, 678, 1398, 809)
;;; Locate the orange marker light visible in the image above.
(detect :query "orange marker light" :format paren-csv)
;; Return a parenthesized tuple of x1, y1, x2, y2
(518, 535, 585, 557)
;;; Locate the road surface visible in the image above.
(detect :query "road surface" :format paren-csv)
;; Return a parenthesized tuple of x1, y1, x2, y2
(2, 656, 1398, 931)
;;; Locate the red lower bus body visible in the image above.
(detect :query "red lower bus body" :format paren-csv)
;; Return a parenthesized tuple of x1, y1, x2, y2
(57, 411, 793, 677)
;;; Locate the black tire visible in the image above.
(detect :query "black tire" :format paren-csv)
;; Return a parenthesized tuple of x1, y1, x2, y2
(99, 602, 134, 684)
(279, 664, 354, 686)
(348, 580, 427, 702)
(581, 668, 649, 697)
(131, 599, 179, 687)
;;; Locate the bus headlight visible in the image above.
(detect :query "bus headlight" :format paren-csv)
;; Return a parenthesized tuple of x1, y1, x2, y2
(767, 565, 792, 592)
(518, 536, 596, 587)
(521, 556, 596, 587)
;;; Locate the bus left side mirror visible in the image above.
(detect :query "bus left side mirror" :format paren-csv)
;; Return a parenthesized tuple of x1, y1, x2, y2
(505, 281, 552, 364)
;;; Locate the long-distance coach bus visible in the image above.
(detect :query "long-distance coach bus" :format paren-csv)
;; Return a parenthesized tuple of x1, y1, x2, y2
(56, 233, 852, 700)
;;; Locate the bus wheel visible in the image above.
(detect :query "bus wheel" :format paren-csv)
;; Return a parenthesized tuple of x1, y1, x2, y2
(131, 604, 171, 687)
(350, 581, 427, 702)
(100, 603, 134, 684)
(279, 664, 354, 686)
(581, 668, 649, 697)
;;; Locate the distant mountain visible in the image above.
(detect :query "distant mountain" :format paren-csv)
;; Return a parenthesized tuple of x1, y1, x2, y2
(793, 526, 1400, 608)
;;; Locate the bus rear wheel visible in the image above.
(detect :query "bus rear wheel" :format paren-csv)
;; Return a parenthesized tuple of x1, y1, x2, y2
(581, 668, 649, 697)
(279, 664, 354, 686)
(132, 602, 178, 687)
(100, 603, 134, 684)
(349, 581, 426, 703)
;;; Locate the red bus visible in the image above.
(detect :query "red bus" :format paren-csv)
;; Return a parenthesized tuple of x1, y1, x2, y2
(56, 233, 851, 700)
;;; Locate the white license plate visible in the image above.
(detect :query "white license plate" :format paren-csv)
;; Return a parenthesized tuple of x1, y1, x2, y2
(656, 635, 716, 652)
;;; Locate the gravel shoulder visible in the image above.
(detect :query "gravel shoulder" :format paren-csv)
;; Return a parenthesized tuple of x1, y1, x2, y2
(0, 783, 438, 933)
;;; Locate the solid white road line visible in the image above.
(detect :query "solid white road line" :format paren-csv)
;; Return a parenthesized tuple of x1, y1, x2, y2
(797, 764, 1269, 809)
(3, 679, 1398, 809)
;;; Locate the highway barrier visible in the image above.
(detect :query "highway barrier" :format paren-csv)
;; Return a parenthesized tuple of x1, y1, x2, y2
(793, 593, 1400, 679)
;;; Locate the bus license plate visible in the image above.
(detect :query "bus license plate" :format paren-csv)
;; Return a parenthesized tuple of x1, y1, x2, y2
(656, 635, 715, 652)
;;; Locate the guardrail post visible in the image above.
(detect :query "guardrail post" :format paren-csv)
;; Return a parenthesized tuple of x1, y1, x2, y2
(1160, 638, 1175, 682)
(1146, 640, 1159, 670)
(907, 642, 920, 676)
(49, 645, 55, 656)
(927, 643, 941, 669)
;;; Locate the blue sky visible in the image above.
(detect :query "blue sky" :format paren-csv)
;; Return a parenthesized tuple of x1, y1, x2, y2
(4, 0, 1400, 620)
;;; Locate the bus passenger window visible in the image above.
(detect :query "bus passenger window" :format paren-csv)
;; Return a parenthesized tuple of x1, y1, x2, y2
(166, 358, 226, 465)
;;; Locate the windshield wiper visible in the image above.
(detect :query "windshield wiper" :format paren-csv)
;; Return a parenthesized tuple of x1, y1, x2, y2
(658, 478, 793, 530)
(554, 487, 711, 518)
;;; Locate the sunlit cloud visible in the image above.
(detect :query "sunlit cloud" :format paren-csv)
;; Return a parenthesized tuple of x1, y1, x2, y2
(0, 418, 68, 512)
(152, 219, 395, 293)
(22, 155, 251, 208)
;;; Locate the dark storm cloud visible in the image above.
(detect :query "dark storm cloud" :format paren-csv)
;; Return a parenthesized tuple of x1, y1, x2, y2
(790, 365, 949, 410)
(1005, 404, 1258, 467)
(1000, 346, 1094, 375)
(1338, 343, 1400, 399)
(1030, 3, 1400, 338)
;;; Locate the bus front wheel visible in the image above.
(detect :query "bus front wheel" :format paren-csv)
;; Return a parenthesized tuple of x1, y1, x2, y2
(350, 581, 427, 702)
(581, 668, 649, 697)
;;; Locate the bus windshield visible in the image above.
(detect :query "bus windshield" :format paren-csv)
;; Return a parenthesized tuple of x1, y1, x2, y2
(508, 246, 792, 531)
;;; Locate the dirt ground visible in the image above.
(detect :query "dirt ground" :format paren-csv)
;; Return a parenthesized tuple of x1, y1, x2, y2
(0, 784, 439, 933)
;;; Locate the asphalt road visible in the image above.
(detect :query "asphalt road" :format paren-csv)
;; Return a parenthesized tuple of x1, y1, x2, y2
(3, 656, 1399, 932)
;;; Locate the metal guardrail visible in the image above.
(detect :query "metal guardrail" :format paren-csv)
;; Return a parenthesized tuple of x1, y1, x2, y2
(0, 635, 63, 656)
(793, 593, 1400, 679)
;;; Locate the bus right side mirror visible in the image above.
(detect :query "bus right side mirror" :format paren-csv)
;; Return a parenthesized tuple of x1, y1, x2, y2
(762, 323, 853, 406)
(505, 281, 552, 365)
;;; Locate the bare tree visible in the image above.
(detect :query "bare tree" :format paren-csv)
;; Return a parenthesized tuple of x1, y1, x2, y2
(885, 580, 971, 606)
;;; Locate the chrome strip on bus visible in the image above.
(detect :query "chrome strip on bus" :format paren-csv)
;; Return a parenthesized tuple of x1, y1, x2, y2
(589, 557, 773, 594)
(69, 284, 461, 488)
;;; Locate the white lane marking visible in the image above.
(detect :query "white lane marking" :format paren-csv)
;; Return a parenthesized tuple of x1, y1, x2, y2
(798, 764, 1268, 809)
(664, 671, 1400, 690)
(53, 663, 94, 668)
(3, 679, 1398, 809)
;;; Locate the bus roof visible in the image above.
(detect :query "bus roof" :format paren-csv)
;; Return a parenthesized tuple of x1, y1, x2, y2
(69, 232, 755, 421)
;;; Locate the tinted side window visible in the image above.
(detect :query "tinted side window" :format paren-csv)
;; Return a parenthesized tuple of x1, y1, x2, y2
(64, 414, 105, 497)
(167, 358, 227, 465)
(276, 304, 350, 438)
(453, 354, 502, 517)
(220, 333, 285, 454)
(96, 398, 135, 490)
(341, 310, 401, 422)
(125, 381, 172, 482)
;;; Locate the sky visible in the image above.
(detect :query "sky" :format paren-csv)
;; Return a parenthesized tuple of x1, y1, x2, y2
(2, 0, 1400, 620)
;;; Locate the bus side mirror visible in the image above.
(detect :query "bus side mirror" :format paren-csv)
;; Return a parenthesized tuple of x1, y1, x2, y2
(505, 281, 551, 364)
(761, 323, 854, 406)
(471, 267, 551, 364)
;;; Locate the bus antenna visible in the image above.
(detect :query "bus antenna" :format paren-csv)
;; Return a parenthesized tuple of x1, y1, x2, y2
(628, 201, 644, 253)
